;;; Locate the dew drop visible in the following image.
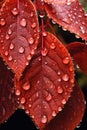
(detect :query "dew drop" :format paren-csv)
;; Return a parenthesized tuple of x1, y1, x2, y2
(19, 46, 25, 54)
(22, 82, 30, 91)
(30, 49, 35, 55)
(57, 86, 63, 94)
(8, 29, 12, 35)
(30, 11, 34, 17)
(20, 97, 26, 104)
(41, 48, 48, 56)
(69, 66, 73, 72)
(42, 31, 47, 37)
(58, 107, 62, 112)
(41, 115, 47, 124)
(15, 89, 21, 96)
(8, 56, 13, 61)
(28, 104, 32, 108)
(11, 8, 19, 16)
(46, 93, 52, 101)
(20, 18, 27, 27)
(0, 18, 6, 26)
(10, 43, 14, 50)
(31, 22, 36, 28)
(28, 37, 34, 44)
(52, 111, 56, 117)
(39, 13, 45, 18)
(62, 99, 66, 104)
(63, 57, 70, 64)
(27, 54, 31, 60)
(50, 43, 56, 49)
(62, 74, 69, 81)
(5, 34, 10, 40)
(5, 51, 9, 56)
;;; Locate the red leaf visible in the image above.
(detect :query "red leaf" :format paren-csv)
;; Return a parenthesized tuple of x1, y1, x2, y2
(44, 0, 87, 41)
(44, 82, 86, 130)
(0, 57, 18, 124)
(14, 32, 74, 129)
(0, 0, 39, 79)
(67, 42, 87, 74)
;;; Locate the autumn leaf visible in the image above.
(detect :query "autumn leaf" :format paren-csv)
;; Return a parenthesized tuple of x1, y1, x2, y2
(0, 0, 39, 79)
(14, 32, 74, 129)
(44, 0, 87, 41)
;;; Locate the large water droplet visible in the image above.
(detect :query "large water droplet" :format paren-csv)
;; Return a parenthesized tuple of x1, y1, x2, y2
(11, 8, 19, 16)
(19, 46, 25, 54)
(20, 97, 26, 104)
(28, 37, 34, 44)
(57, 86, 63, 94)
(41, 48, 48, 56)
(10, 43, 14, 50)
(20, 18, 27, 27)
(63, 57, 70, 64)
(46, 93, 52, 101)
(62, 74, 69, 81)
(41, 115, 47, 124)
(0, 18, 6, 26)
(22, 82, 30, 91)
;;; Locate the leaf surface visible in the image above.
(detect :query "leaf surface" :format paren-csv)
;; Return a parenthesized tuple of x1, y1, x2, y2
(0, 0, 39, 79)
(44, 82, 86, 130)
(0, 57, 18, 124)
(15, 32, 74, 129)
(44, 0, 87, 41)
(67, 42, 87, 74)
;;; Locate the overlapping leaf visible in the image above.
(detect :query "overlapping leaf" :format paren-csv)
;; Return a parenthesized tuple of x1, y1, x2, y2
(67, 42, 87, 74)
(44, 0, 87, 41)
(14, 32, 74, 129)
(0, 57, 18, 124)
(44, 82, 86, 130)
(0, 0, 39, 79)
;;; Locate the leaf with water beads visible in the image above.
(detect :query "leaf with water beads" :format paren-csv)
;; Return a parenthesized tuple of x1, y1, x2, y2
(14, 32, 74, 129)
(44, 0, 87, 41)
(0, 0, 39, 79)
(67, 42, 87, 74)
(0, 57, 18, 124)
(44, 82, 86, 130)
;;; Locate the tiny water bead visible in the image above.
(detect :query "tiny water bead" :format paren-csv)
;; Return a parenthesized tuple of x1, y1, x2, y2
(20, 97, 26, 104)
(22, 82, 30, 91)
(8, 55, 13, 61)
(41, 115, 47, 124)
(15, 89, 21, 96)
(28, 37, 34, 44)
(41, 48, 48, 56)
(0, 18, 6, 26)
(5, 51, 9, 56)
(62, 57, 70, 64)
(18, 46, 25, 54)
(50, 42, 56, 49)
(52, 111, 56, 117)
(62, 74, 69, 81)
(11, 7, 19, 16)
(20, 18, 27, 27)
(5, 34, 10, 40)
(42, 31, 47, 37)
(10, 43, 14, 50)
(46, 93, 52, 101)
(62, 99, 66, 105)
(27, 54, 32, 60)
(57, 86, 63, 94)
(31, 22, 36, 28)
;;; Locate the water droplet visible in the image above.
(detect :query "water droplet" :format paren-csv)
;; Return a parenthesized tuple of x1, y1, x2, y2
(5, 51, 9, 56)
(20, 18, 27, 27)
(28, 104, 32, 108)
(39, 13, 45, 18)
(5, 34, 10, 40)
(20, 97, 26, 104)
(57, 71, 61, 75)
(31, 22, 36, 28)
(11, 8, 19, 16)
(15, 89, 21, 96)
(22, 82, 30, 91)
(19, 46, 25, 54)
(30, 49, 35, 55)
(70, 79, 74, 83)
(30, 11, 34, 17)
(10, 43, 14, 50)
(62, 99, 66, 104)
(62, 74, 69, 81)
(46, 93, 52, 101)
(8, 29, 12, 35)
(2, 107, 6, 116)
(52, 111, 56, 117)
(63, 57, 70, 64)
(28, 37, 34, 44)
(42, 31, 47, 37)
(50, 43, 56, 49)
(8, 56, 13, 61)
(41, 115, 47, 123)
(57, 86, 63, 94)
(58, 107, 62, 112)
(41, 48, 48, 56)
(69, 66, 73, 72)
(27, 54, 31, 60)
(0, 18, 6, 26)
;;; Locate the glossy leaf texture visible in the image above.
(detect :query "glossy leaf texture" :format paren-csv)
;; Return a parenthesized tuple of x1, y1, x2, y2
(14, 32, 74, 129)
(0, 0, 39, 79)
(44, 82, 86, 130)
(0, 0, 4, 8)
(0, 57, 18, 124)
(44, 0, 87, 41)
(67, 42, 87, 74)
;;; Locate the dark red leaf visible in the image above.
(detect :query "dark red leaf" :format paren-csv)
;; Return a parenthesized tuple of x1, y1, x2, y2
(0, 57, 18, 124)
(14, 32, 74, 129)
(44, 0, 87, 41)
(67, 42, 87, 74)
(44, 82, 86, 130)
(0, 0, 39, 79)
(0, 0, 4, 8)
